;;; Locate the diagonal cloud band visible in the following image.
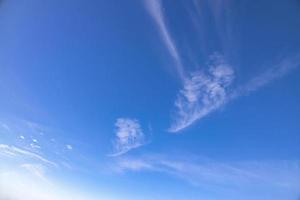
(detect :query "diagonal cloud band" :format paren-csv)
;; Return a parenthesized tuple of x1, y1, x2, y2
(170, 53, 300, 132)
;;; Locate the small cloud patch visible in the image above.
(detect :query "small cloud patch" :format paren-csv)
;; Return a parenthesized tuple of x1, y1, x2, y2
(66, 145, 73, 150)
(110, 118, 146, 156)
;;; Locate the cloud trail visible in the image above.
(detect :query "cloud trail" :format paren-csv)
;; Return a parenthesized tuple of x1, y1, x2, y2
(235, 53, 300, 96)
(0, 144, 57, 167)
(114, 155, 300, 198)
(145, 0, 185, 80)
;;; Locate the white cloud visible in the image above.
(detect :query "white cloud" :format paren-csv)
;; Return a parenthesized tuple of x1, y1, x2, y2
(0, 118, 81, 170)
(0, 122, 10, 131)
(30, 143, 41, 149)
(144, 0, 185, 79)
(169, 53, 300, 133)
(0, 144, 57, 167)
(114, 158, 154, 173)
(235, 53, 300, 96)
(115, 155, 300, 198)
(169, 53, 234, 132)
(110, 118, 145, 156)
(144, 0, 300, 133)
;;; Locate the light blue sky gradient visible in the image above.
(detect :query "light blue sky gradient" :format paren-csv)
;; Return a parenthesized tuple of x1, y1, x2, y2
(0, 0, 300, 199)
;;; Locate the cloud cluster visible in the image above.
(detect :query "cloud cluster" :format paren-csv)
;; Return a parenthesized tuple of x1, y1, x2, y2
(144, 0, 300, 133)
(0, 118, 78, 171)
(110, 118, 146, 156)
(169, 53, 234, 132)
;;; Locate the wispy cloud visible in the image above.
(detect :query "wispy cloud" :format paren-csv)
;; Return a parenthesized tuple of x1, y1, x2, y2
(110, 118, 146, 156)
(144, 0, 185, 79)
(144, 0, 300, 132)
(113, 158, 154, 172)
(66, 144, 73, 150)
(169, 53, 234, 132)
(114, 154, 300, 199)
(0, 122, 10, 132)
(20, 163, 48, 182)
(0, 118, 97, 200)
(169, 53, 300, 132)
(0, 118, 79, 169)
(235, 53, 300, 96)
(0, 144, 57, 167)
(0, 171, 54, 200)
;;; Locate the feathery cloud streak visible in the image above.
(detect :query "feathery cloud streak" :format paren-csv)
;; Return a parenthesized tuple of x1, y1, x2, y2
(237, 54, 300, 96)
(145, 0, 185, 79)
(170, 53, 300, 132)
(144, 0, 300, 132)
(114, 155, 300, 199)
(0, 144, 57, 167)
(169, 53, 234, 132)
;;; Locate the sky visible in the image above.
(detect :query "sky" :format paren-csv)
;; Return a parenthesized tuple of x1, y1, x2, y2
(0, 0, 300, 199)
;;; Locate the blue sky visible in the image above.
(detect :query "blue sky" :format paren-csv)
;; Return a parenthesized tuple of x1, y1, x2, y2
(0, 0, 300, 199)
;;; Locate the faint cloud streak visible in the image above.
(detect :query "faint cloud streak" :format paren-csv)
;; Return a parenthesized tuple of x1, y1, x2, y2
(0, 144, 57, 167)
(145, 0, 185, 80)
(114, 154, 300, 198)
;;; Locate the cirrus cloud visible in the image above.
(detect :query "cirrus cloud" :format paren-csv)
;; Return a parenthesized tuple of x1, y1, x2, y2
(110, 118, 146, 157)
(169, 53, 235, 132)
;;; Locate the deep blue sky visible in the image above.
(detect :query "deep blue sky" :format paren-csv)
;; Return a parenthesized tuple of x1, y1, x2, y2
(0, 0, 300, 200)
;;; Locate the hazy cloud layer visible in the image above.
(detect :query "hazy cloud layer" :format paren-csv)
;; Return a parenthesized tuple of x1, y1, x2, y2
(0, 169, 91, 200)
